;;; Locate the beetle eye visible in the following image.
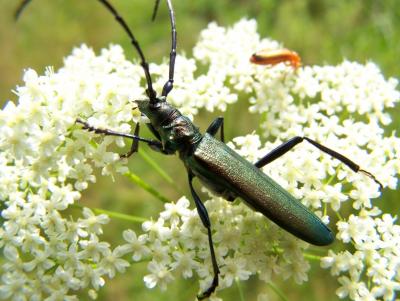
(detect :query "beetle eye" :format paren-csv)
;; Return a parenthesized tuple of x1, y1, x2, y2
(149, 102, 161, 110)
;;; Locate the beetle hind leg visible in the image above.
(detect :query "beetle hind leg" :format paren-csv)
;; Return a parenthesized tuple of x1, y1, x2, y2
(254, 136, 383, 189)
(188, 172, 220, 300)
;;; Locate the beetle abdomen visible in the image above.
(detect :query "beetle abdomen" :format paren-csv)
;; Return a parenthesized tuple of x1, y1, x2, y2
(187, 134, 334, 246)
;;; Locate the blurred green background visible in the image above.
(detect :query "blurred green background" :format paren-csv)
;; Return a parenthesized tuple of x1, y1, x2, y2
(1, 0, 399, 300)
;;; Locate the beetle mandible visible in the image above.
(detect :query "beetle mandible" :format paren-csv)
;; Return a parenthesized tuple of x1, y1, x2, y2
(15, 0, 383, 299)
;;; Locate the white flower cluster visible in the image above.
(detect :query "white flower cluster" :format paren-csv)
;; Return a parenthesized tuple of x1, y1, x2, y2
(0, 46, 142, 300)
(124, 196, 312, 297)
(322, 209, 400, 300)
(0, 19, 399, 300)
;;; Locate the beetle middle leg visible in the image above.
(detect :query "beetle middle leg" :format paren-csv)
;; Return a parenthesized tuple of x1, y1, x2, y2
(254, 136, 383, 189)
(188, 171, 220, 300)
(206, 117, 224, 142)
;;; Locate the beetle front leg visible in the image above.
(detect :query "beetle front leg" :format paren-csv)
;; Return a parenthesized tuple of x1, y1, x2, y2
(206, 117, 224, 142)
(119, 123, 140, 158)
(188, 172, 220, 300)
(254, 136, 383, 189)
(76, 118, 163, 156)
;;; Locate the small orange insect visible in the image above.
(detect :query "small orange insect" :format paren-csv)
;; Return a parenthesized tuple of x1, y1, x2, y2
(250, 48, 301, 69)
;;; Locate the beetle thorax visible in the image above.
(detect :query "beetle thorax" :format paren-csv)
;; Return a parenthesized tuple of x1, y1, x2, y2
(136, 97, 202, 153)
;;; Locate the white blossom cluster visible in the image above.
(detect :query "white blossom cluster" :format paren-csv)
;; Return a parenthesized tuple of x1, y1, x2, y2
(322, 209, 400, 300)
(0, 19, 399, 300)
(0, 46, 142, 300)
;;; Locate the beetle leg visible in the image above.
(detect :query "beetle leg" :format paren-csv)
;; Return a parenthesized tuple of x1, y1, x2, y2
(151, 0, 160, 21)
(76, 118, 164, 155)
(146, 122, 162, 141)
(188, 172, 220, 300)
(254, 136, 383, 190)
(119, 123, 140, 158)
(206, 117, 224, 142)
(14, 0, 32, 20)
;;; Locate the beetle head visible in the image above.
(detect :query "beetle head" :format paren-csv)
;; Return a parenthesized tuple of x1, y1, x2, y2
(135, 97, 176, 127)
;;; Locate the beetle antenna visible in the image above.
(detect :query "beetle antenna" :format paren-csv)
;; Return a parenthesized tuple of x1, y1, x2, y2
(97, 0, 157, 100)
(14, 0, 32, 20)
(14, 0, 158, 101)
(161, 0, 177, 97)
(151, 0, 160, 21)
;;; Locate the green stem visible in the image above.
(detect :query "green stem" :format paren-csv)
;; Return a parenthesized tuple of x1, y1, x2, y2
(92, 207, 147, 223)
(71, 203, 146, 223)
(138, 149, 182, 193)
(267, 282, 289, 301)
(235, 279, 245, 301)
(124, 171, 172, 203)
(336, 210, 343, 221)
(325, 173, 335, 186)
(303, 252, 323, 261)
(274, 248, 324, 261)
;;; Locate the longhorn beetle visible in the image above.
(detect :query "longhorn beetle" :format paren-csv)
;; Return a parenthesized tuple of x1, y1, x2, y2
(16, 0, 383, 299)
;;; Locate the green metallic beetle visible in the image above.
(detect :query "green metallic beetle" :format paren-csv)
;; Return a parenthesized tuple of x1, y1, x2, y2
(16, 0, 382, 299)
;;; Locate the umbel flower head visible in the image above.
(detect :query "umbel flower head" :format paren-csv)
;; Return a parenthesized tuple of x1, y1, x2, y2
(0, 19, 399, 300)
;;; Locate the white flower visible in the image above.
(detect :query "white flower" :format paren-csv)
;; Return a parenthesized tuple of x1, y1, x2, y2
(78, 207, 110, 235)
(78, 234, 111, 263)
(98, 246, 130, 278)
(121, 229, 150, 261)
(171, 250, 198, 278)
(160, 197, 191, 226)
(150, 239, 173, 265)
(220, 257, 251, 287)
(142, 218, 171, 241)
(143, 261, 174, 291)
(336, 275, 365, 299)
(22, 246, 55, 272)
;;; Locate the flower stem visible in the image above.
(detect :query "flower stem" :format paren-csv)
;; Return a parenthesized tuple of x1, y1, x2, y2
(274, 248, 324, 261)
(71, 204, 146, 223)
(303, 252, 323, 261)
(92, 207, 147, 223)
(124, 171, 173, 203)
(267, 282, 289, 301)
(138, 149, 183, 194)
(235, 279, 245, 301)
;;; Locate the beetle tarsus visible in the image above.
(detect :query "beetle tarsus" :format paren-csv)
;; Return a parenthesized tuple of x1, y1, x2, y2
(197, 272, 219, 300)
(120, 123, 140, 158)
(359, 169, 383, 191)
